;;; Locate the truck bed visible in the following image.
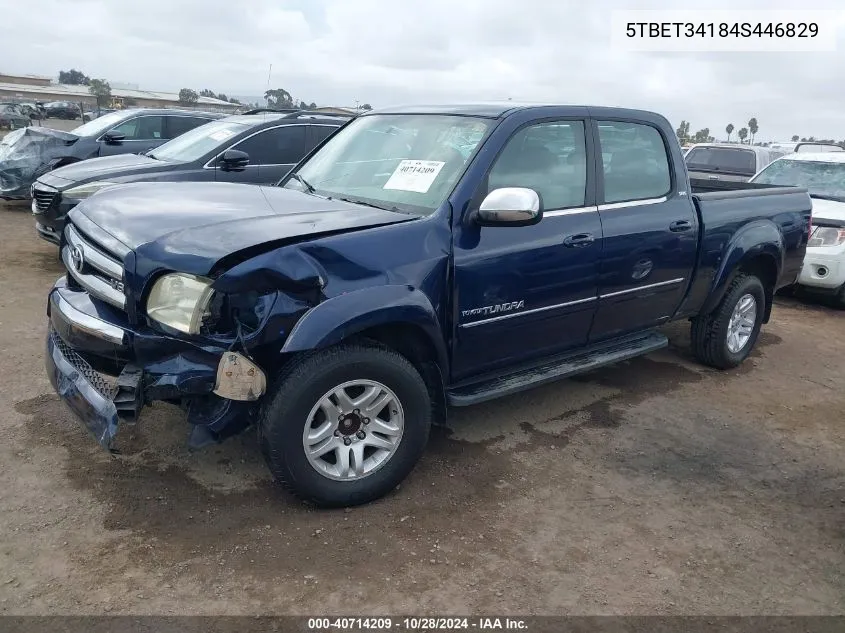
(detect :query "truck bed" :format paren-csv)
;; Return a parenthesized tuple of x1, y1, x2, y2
(675, 179, 813, 319)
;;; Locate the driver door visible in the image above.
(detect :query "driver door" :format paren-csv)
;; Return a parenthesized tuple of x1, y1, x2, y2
(451, 119, 603, 380)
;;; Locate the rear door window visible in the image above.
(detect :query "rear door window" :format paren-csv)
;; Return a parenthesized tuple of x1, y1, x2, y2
(597, 121, 672, 203)
(235, 126, 307, 165)
(685, 146, 757, 176)
(307, 125, 339, 151)
(166, 116, 213, 139)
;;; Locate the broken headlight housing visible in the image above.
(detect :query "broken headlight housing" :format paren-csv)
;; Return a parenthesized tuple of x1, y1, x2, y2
(146, 273, 214, 334)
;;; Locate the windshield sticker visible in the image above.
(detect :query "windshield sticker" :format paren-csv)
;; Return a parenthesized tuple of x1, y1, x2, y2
(208, 129, 235, 141)
(383, 160, 445, 193)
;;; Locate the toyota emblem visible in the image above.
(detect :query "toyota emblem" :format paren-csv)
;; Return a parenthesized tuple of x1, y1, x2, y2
(70, 245, 84, 272)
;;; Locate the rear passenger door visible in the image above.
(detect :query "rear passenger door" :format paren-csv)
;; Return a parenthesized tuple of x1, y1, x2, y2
(588, 119, 698, 342)
(230, 125, 307, 184)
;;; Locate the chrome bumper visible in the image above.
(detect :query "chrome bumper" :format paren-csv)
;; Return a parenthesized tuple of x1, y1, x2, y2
(46, 278, 132, 449)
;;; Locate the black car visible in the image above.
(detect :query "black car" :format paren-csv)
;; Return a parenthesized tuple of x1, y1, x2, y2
(43, 101, 83, 120)
(32, 109, 349, 244)
(0, 104, 32, 130)
(0, 108, 221, 200)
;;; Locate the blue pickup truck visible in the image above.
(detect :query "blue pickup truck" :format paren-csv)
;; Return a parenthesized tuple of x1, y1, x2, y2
(45, 104, 812, 506)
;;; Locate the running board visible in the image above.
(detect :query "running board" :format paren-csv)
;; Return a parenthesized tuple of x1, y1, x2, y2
(447, 330, 668, 406)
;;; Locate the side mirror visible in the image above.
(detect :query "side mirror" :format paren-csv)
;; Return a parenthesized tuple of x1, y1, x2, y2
(103, 132, 125, 144)
(218, 149, 250, 172)
(475, 187, 542, 227)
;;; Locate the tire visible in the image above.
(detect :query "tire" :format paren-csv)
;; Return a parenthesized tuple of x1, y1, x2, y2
(691, 273, 766, 369)
(258, 343, 431, 507)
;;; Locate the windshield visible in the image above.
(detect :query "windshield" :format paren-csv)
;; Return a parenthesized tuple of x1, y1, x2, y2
(751, 159, 845, 200)
(686, 146, 757, 176)
(150, 120, 249, 162)
(284, 114, 492, 215)
(70, 110, 130, 137)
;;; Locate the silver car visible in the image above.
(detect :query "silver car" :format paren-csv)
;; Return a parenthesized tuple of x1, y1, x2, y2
(685, 143, 785, 183)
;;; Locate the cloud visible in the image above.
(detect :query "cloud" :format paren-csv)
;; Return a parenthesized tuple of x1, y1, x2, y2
(2, 0, 845, 140)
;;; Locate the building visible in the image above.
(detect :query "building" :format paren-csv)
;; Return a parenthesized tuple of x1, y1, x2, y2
(0, 72, 240, 113)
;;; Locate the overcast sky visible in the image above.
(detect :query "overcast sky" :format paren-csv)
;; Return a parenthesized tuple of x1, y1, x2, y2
(3, 0, 845, 141)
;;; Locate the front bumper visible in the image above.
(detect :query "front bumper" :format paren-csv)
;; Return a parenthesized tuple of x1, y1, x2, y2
(45, 278, 255, 449)
(797, 246, 845, 292)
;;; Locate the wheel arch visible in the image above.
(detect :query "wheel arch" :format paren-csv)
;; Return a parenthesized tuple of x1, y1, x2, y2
(280, 285, 449, 419)
(701, 222, 783, 322)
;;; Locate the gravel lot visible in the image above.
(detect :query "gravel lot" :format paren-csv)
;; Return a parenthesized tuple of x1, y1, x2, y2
(0, 197, 843, 615)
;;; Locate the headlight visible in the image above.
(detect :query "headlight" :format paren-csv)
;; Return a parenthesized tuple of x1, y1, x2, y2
(146, 273, 214, 334)
(809, 227, 845, 247)
(64, 181, 120, 200)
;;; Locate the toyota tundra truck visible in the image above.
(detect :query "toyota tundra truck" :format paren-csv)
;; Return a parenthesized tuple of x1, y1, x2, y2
(45, 104, 812, 507)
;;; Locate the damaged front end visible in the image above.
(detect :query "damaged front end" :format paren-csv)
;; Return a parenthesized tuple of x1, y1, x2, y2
(0, 127, 78, 199)
(45, 251, 318, 450)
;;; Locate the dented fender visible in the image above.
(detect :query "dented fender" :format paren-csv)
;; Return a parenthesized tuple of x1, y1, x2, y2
(281, 285, 449, 375)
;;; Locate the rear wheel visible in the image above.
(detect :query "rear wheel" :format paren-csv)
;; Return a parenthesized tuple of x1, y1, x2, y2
(691, 274, 766, 369)
(258, 343, 431, 507)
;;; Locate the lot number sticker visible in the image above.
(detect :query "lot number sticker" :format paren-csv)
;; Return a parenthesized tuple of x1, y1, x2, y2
(208, 129, 236, 141)
(383, 160, 445, 193)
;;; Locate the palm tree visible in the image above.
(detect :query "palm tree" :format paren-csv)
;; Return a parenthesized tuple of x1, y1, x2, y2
(748, 118, 759, 144)
(726, 123, 734, 142)
(738, 128, 748, 144)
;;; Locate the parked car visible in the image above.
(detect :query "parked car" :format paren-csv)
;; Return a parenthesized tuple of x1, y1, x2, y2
(0, 104, 31, 130)
(749, 153, 845, 304)
(43, 101, 82, 120)
(0, 108, 222, 200)
(685, 143, 785, 182)
(769, 141, 844, 154)
(45, 104, 811, 507)
(32, 110, 349, 244)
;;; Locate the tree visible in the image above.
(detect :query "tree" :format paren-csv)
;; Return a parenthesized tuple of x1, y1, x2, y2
(217, 93, 228, 102)
(725, 123, 734, 142)
(748, 117, 758, 144)
(88, 78, 111, 107)
(692, 128, 711, 143)
(791, 135, 799, 142)
(228, 97, 241, 104)
(264, 88, 293, 108)
(59, 69, 90, 85)
(360, 103, 373, 111)
(298, 100, 309, 110)
(178, 88, 198, 106)
(309, 102, 317, 110)
(738, 127, 748, 143)
(199, 89, 216, 98)
(675, 120, 690, 143)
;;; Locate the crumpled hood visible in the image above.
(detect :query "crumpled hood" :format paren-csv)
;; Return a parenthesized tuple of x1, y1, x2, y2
(69, 181, 413, 275)
(810, 197, 845, 225)
(42, 153, 163, 188)
(0, 126, 78, 196)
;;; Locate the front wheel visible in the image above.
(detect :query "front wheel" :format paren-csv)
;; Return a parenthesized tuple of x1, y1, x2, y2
(691, 273, 766, 369)
(258, 343, 431, 507)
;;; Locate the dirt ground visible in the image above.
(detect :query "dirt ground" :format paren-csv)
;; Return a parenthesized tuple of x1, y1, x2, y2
(0, 201, 843, 616)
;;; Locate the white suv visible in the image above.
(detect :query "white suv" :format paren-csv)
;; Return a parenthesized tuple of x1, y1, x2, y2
(750, 153, 845, 305)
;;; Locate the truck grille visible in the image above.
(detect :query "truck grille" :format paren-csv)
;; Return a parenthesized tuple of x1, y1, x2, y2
(62, 223, 126, 310)
(49, 326, 117, 399)
(32, 184, 57, 213)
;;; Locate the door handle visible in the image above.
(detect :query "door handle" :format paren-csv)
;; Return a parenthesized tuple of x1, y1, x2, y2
(669, 220, 692, 232)
(563, 233, 595, 247)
